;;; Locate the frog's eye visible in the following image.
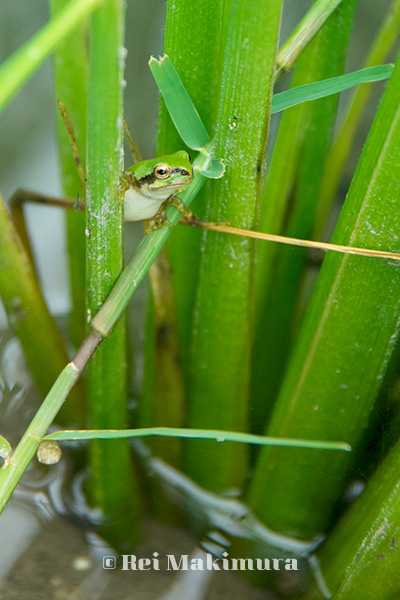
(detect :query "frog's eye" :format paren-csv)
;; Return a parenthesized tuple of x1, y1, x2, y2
(154, 164, 170, 179)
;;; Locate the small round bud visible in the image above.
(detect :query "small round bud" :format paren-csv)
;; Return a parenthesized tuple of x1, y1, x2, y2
(37, 441, 62, 465)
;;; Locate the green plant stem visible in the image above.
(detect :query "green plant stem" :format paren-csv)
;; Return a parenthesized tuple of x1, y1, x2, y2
(155, 0, 225, 376)
(0, 328, 102, 514)
(142, 2, 225, 518)
(248, 47, 400, 540)
(184, 0, 282, 491)
(0, 0, 105, 114)
(251, 0, 357, 433)
(0, 362, 80, 513)
(276, 0, 344, 75)
(85, 0, 140, 548)
(51, 0, 88, 347)
(316, 0, 400, 235)
(0, 193, 83, 422)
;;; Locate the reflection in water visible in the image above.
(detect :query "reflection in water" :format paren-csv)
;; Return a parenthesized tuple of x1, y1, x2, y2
(0, 331, 329, 599)
(134, 441, 332, 598)
(135, 440, 322, 556)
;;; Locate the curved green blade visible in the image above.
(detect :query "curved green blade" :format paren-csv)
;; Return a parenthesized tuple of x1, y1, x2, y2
(149, 55, 210, 150)
(271, 64, 394, 114)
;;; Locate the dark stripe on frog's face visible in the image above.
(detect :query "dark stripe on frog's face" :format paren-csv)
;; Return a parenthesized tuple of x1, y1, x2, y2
(137, 171, 156, 186)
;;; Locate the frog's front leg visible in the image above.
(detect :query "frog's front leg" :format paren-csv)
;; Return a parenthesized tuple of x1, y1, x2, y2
(167, 194, 192, 220)
(145, 194, 192, 234)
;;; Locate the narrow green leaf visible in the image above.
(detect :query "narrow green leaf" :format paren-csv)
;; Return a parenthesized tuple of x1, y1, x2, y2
(0, 0, 104, 114)
(271, 64, 394, 114)
(149, 55, 210, 150)
(44, 427, 351, 451)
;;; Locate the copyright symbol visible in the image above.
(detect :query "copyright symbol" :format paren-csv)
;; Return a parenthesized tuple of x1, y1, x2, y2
(103, 556, 116, 569)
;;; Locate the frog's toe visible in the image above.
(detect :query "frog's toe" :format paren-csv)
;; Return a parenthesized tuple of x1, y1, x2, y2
(146, 211, 174, 234)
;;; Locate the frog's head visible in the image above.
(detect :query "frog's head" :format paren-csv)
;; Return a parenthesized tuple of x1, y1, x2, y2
(127, 150, 193, 200)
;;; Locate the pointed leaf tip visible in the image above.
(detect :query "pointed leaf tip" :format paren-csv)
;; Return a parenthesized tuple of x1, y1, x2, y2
(149, 55, 210, 149)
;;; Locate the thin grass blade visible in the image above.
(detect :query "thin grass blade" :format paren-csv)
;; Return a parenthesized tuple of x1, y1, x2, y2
(271, 64, 393, 114)
(44, 428, 350, 451)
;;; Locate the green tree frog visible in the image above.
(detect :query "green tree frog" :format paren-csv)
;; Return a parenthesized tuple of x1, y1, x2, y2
(122, 150, 193, 229)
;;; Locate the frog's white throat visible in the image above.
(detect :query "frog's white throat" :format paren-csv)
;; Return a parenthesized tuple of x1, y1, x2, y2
(140, 181, 184, 201)
(123, 182, 183, 222)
